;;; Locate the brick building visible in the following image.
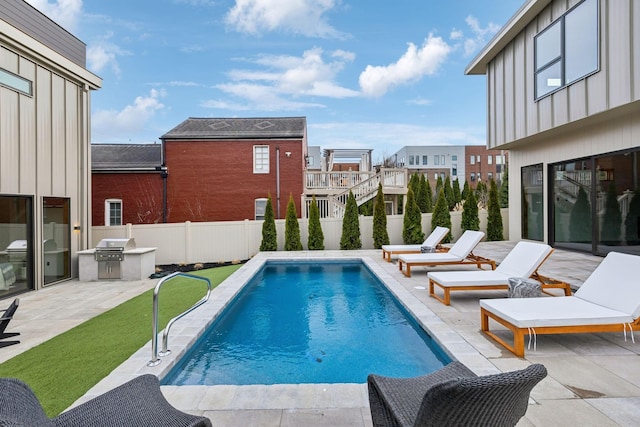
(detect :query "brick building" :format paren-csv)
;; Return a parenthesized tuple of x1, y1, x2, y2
(464, 146, 508, 186)
(160, 117, 307, 222)
(91, 144, 165, 226)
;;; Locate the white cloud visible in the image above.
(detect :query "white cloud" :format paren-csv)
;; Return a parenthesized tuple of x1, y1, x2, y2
(359, 34, 451, 98)
(203, 48, 358, 111)
(225, 0, 345, 38)
(86, 32, 132, 76)
(25, 0, 82, 32)
(92, 89, 166, 141)
(407, 98, 433, 106)
(456, 15, 502, 57)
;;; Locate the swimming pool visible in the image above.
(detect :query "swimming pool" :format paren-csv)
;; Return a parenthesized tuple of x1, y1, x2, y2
(162, 259, 450, 385)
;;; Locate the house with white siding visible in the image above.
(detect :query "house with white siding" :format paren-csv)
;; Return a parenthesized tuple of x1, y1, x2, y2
(466, 0, 640, 256)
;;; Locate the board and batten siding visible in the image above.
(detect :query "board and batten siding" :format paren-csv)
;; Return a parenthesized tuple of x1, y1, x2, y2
(486, 0, 640, 150)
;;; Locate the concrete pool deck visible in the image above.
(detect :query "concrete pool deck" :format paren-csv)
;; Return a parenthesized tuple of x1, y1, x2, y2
(3, 242, 640, 426)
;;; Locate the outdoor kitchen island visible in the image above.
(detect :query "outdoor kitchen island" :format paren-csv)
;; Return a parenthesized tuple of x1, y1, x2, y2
(78, 238, 156, 281)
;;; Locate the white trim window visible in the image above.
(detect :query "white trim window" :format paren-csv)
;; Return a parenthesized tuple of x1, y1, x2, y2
(105, 199, 122, 226)
(534, 0, 599, 99)
(253, 145, 269, 174)
(255, 198, 267, 220)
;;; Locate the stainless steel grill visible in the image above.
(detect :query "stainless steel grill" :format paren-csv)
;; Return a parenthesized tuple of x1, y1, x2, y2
(94, 238, 136, 262)
(94, 238, 136, 279)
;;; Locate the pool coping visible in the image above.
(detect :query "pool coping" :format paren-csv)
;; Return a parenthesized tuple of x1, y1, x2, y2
(72, 250, 498, 411)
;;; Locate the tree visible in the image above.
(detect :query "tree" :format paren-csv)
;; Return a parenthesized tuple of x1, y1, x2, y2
(444, 176, 455, 211)
(435, 175, 443, 204)
(373, 184, 390, 249)
(601, 182, 622, 245)
(409, 173, 420, 196)
(499, 167, 509, 208)
(308, 195, 324, 250)
(259, 194, 277, 251)
(625, 189, 640, 245)
(462, 180, 470, 201)
(424, 178, 434, 213)
(402, 187, 425, 244)
(431, 189, 452, 243)
(569, 186, 592, 243)
(340, 191, 362, 249)
(487, 179, 504, 241)
(284, 194, 303, 250)
(461, 188, 480, 231)
(416, 174, 429, 213)
(452, 178, 462, 209)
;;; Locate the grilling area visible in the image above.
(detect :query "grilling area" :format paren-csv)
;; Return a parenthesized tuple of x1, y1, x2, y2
(78, 238, 156, 281)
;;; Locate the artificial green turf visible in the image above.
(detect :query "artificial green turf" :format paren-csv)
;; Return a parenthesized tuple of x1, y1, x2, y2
(0, 264, 241, 416)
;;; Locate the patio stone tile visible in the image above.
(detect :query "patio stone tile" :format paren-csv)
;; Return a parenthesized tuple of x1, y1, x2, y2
(204, 409, 282, 426)
(522, 399, 619, 426)
(585, 397, 640, 426)
(281, 408, 367, 427)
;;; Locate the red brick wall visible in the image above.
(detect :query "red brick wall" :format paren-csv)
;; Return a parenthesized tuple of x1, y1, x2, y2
(164, 139, 304, 222)
(92, 173, 164, 225)
(464, 146, 509, 187)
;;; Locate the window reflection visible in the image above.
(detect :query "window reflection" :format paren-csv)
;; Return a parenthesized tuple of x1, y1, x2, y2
(43, 197, 70, 285)
(0, 196, 33, 296)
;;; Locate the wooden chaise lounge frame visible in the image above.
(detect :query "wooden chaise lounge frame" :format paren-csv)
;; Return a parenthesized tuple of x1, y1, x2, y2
(427, 245, 572, 306)
(479, 252, 640, 357)
(397, 230, 494, 278)
(381, 226, 450, 262)
(480, 308, 640, 358)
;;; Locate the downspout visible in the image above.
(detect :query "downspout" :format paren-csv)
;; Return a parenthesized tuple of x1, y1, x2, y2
(161, 166, 168, 223)
(276, 146, 281, 218)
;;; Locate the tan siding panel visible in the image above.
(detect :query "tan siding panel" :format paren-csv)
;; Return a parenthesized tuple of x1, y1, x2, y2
(567, 79, 587, 121)
(488, 61, 496, 147)
(36, 66, 52, 195)
(607, 0, 631, 108)
(0, 88, 19, 193)
(552, 82, 569, 127)
(634, 0, 640, 100)
(18, 57, 36, 194)
(494, 54, 505, 146)
(504, 44, 515, 143)
(513, 31, 527, 140)
(51, 73, 66, 196)
(525, 24, 538, 136)
(0, 46, 19, 72)
(65, 82, 79, 202)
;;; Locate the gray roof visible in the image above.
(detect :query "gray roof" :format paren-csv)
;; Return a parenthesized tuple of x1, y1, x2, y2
(160, 117, 307, 140)
(92, 143, 163, 171)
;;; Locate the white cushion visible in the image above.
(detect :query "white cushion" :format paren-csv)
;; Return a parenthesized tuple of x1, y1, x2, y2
(575, 252, 640, 318)
(448, 230, 485, 259)
(381, 244, 423, 252)
(428, 270, 511, 287)
(423, 226, 449, 247)
(399, 253, 463, 263)
(480, 297, 634, 328)
(495, 241, 552, 278)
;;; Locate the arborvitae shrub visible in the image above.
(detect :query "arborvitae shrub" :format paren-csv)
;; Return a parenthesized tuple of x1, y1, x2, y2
(284, 193, 303, 250)
(435, 175, 443, 204)
(432, 188, 452, 243)
(499, 168, 509, 208)
(416, 174, 428, 213)
(373, 184, 390, 249)
(452, 178, 462, 208)
(424, 178, 433, 213)
(487, 179, 504, 241)
(444, 176, 455, 211)
(259, 194, 277, 251)
(340, 191, 362, 249)
(462, 180, 470, 201)
(402, 188, 425, 244)
(461, 189, 480, 231)
(308, 195, 324, 250)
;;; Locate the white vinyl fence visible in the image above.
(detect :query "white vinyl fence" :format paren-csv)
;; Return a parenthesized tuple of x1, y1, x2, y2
(91, 209, 509, 265)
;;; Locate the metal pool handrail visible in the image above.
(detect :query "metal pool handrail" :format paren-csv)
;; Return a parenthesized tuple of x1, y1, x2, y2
(147, 272, 211, 367)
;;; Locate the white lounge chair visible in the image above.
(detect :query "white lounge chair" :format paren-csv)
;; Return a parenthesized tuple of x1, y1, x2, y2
(381, 226, 450, 262)
(480, 251, 640, 357)
(427, 241, 572, 305)
(397, 230, 494, 277)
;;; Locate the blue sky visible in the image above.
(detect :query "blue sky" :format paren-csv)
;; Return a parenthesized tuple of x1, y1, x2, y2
(27, 0, 523, 162)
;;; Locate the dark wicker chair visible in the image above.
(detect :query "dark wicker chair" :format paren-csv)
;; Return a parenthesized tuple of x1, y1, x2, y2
(367, 361, 547, 427)
(0, 298, 20, 348)
(0, 374, 212, 427)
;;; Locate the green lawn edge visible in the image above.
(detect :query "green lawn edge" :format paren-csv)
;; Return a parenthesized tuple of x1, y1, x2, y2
(0, 264, 241, 416)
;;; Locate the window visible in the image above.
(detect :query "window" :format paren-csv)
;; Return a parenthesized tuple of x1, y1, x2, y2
(477, 172, 482, 181)
(434, 156, 440, 166)
(306, 156, 314, 166)
(488, 172, 493, 181)
(422, 155, 428, 165)
(253, 146, 269, 173)
(535, 0, 599, 99)
(470, 155, 475, 165)
(488, 155, 493, 165)
(409, 155, 415, 166)
(522, 164, 544, 241)
(476, 155, 481, 163)
(105, 200, 122, 226)
(452, 164, 457, 176)
(255, 198, 267, 220)
(43, 197, 70, 285)
(470, 172, 476, 182)
(440, 155, 445, 165)
(452, 155, 457, 161)
(434, 173, 438, 180)
(0, 68, 32, 95)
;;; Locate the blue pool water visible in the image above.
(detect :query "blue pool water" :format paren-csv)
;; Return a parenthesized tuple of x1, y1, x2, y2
(162, 260, 450, 385)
